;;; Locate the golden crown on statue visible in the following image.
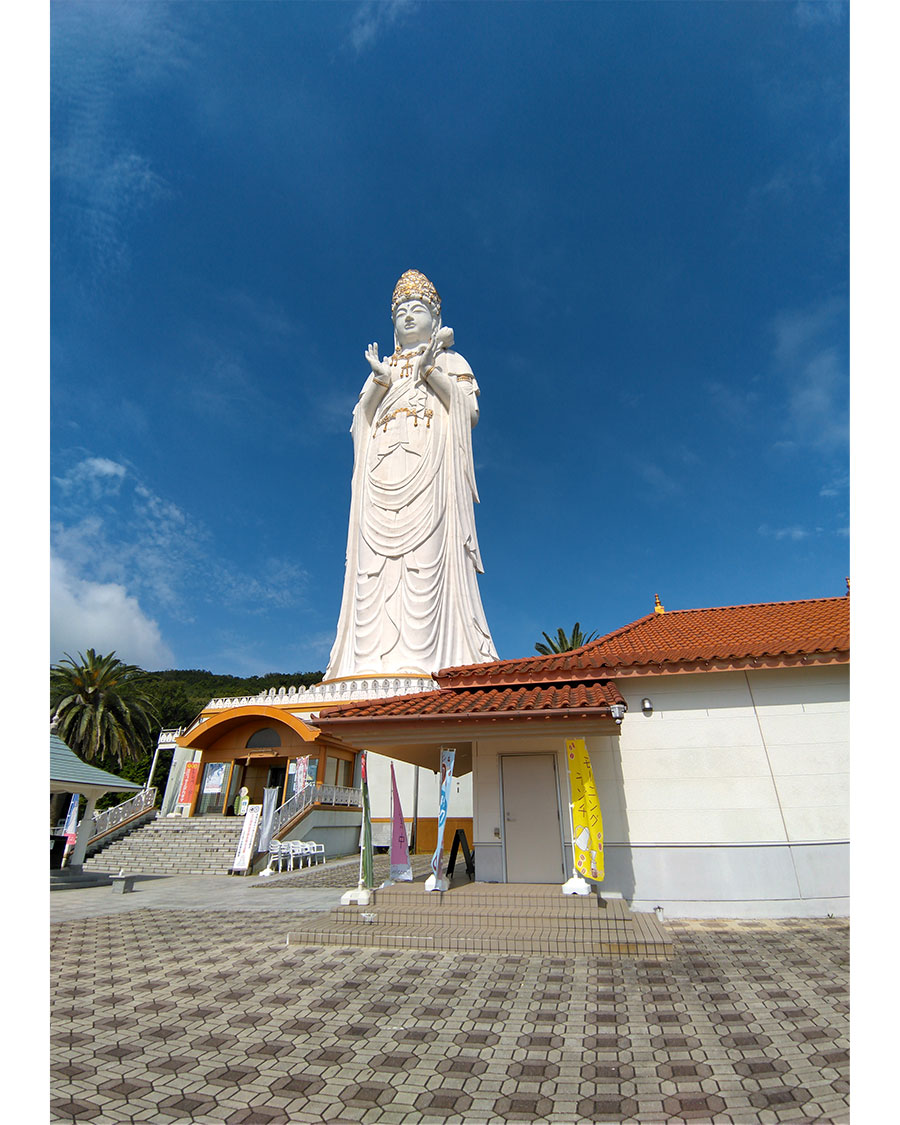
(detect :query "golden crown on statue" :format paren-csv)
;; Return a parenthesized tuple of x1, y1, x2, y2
(391, 269, 441, 317)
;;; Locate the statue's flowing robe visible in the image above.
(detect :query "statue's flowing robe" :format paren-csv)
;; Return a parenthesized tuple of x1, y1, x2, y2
(326, 348, 498, 679)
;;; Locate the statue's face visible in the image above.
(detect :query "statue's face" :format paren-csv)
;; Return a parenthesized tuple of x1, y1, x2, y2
(394, 300, 434, 348)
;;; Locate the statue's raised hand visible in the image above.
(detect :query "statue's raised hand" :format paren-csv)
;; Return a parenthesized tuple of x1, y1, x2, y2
(365, 342, 389, 384)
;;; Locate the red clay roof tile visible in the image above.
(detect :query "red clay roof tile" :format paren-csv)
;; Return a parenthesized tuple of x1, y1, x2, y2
(438, 596, 849, 686)
(317, 680, 625, 723)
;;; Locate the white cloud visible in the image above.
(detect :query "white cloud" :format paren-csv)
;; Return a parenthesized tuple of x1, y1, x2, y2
(794, 1, 846, 28)
(51, 553, 174, 669)
(771, 299, 848, 452)
(758, 524, 833, 542)
(348, 0, 415, 55)
(51, 455, 311, 658)
(53, 456, 127, 497)
(758, 524, 811, 541)
(820, 473, 849, 498)
(51, 1, 186, 276)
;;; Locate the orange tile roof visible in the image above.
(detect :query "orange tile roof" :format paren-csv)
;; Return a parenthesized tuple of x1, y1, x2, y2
(317, 680, 625, 724)
(438, 596, 850, 686)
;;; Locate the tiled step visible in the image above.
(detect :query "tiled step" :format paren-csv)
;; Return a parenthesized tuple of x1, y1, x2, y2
(84, 815, 247, 875)
(286, 881, 674, 958)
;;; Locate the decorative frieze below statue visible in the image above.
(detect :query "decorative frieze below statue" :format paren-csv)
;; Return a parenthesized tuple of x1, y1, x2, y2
(325, 269, 498, 680)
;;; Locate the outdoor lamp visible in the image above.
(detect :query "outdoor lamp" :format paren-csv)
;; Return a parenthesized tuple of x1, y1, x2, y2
(641, 697, 653, 715)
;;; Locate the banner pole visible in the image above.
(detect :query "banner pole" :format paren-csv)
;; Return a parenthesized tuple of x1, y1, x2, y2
(341, 750, 373, 906)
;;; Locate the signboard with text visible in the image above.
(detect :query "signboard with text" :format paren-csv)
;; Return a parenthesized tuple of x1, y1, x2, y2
(177, 762, 200, 807)
(232, 805, 262, 873)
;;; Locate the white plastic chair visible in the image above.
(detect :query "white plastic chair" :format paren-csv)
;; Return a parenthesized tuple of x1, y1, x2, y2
(266, 840, 285, 873)
(308, 841, 325, 865)
(288, 840, 307, 869)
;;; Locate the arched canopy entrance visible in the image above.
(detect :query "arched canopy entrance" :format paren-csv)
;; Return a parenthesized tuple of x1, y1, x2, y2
(175, 706, 360, 815)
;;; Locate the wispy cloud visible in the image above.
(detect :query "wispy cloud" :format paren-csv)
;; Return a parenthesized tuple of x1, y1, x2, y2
(348, 0, 416, 55)
(705, 380, 760, 425)
(819, 473, 849, 498)
(758, 524, 816, 542)
(636, 461, 682, 499)
(793, 1, 846, 28)
(51, 456, 311, 654)
(51, 1, 191, 277)
(770, 298, 848, 453)
(53, 456, 127, 498)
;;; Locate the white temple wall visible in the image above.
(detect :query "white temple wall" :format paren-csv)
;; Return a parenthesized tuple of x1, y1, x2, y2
(365, 751, 473, 847)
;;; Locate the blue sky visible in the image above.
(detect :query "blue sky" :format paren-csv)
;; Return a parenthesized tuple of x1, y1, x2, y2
(48, 0, 850, 675)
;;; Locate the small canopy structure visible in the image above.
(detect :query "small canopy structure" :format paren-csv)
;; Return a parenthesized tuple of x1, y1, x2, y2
(50, 732, 143, 869)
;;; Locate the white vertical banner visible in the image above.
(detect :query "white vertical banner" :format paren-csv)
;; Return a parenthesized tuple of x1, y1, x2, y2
(425, 748, 455, 892)
(258, 787, 279, 852)
(232, 805, 262, 873)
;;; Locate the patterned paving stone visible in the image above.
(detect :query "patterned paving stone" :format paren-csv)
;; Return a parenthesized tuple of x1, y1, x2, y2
(50, 906, 849, 1123)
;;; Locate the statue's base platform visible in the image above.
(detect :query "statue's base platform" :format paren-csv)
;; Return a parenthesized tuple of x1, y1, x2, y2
(287, 878, 674, 958)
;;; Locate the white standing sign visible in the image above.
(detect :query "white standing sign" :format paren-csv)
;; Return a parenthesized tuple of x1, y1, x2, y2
(232, 805, 262, 873)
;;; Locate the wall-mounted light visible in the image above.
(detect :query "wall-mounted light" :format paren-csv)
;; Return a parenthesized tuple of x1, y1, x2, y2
(610, 703, 626, 725)
(641, 697, 653, 715)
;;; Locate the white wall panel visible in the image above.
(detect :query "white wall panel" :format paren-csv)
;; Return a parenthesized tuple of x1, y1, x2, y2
(782, 805, 849, 841)
(622, 775, 780, 813)
(619, 745, 771, 780)
(625, 807, 788, 844)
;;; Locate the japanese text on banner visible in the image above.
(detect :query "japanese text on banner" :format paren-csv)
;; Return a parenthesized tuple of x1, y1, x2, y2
(566, 737, 604, 882)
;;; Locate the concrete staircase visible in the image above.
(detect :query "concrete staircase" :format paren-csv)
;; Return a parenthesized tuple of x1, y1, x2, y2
(83, 815, 245, 876)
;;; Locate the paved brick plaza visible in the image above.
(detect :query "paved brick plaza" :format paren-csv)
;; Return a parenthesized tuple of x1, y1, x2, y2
(50, 891, 848, 1124)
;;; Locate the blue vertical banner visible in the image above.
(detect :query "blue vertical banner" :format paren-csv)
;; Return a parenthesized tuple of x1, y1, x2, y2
(428, 748, 455, 890)
(63, 793, 80, 844)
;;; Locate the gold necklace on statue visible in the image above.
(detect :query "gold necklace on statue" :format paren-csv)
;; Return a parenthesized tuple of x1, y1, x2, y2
(390, 344, 426, 377)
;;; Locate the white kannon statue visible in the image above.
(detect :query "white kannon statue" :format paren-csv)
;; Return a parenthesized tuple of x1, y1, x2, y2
(326, 270, 498, 679)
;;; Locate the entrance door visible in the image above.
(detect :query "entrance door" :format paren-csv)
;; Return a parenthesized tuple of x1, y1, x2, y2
(501, 754, 565, 883)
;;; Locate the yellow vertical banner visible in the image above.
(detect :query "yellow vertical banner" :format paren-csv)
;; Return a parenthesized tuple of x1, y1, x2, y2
(565, 737, 604, 882)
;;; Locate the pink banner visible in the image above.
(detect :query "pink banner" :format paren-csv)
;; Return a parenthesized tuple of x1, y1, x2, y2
(389, 763, 413, 882)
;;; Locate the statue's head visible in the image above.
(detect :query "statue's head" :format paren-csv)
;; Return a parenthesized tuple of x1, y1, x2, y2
(392, 269, 441, 350)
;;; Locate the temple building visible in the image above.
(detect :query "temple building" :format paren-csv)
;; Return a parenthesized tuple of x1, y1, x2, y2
(311, 594, 849, 917)
(157, 675, 470, 857)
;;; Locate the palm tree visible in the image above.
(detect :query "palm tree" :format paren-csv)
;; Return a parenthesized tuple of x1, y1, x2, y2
(534, 622, 598, 655)
(50, 649, 159, 767)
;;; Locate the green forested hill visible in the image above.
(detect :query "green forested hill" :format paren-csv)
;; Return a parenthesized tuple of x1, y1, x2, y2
(141, 668, 324, 734)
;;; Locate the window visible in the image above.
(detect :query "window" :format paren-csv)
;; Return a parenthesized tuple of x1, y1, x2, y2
(246, 727, 281, 748)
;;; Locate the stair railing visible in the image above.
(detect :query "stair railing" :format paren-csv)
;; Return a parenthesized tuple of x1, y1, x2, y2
(88, 787, 158, 844)
(272, 783, 362, 836)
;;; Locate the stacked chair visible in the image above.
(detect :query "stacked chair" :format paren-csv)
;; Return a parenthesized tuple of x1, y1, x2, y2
(265, 839, 327, 873)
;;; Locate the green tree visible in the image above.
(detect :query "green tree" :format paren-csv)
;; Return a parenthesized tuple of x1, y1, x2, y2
(50, 649, 159, 767)
(534, 623, 598, 655)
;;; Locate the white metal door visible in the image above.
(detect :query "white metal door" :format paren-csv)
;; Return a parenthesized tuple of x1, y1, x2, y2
(501, 754, 565, 883)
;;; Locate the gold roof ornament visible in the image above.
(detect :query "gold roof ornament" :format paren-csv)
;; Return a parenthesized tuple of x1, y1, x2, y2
(391, 269, 441, 317)
(654, 594, 665, 615)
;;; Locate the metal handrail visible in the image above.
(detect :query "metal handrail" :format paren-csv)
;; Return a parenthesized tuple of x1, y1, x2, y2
(89, 788, 158, 842)
(272, 783, 362, 835)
